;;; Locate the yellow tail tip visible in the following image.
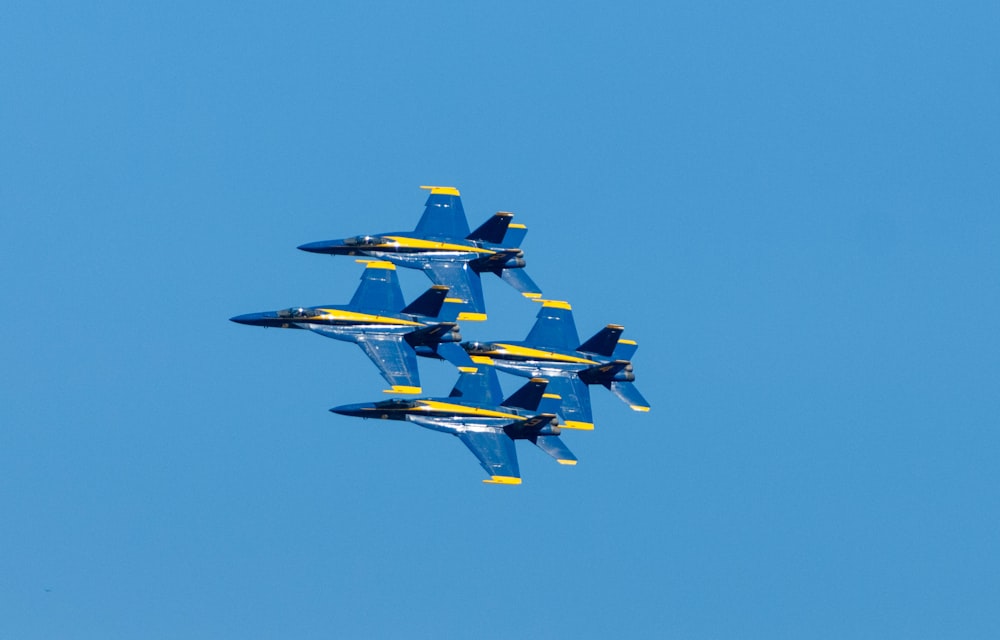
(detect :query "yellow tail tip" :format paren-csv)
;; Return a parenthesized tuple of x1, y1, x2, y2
(562, 420, 595, 431)
(384, 385, 421, 395)
(419, 185, 461, 196)
(483, 475, 522, 485)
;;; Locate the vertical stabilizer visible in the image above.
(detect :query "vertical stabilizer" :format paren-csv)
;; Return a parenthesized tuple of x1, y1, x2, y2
(348, 260, 406, 313)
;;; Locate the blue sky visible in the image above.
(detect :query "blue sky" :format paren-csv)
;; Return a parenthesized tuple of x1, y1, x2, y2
(2, 2, 998, 638)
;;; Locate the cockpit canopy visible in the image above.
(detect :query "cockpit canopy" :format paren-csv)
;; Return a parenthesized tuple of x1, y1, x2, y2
(465, 341, 499, 353)
(344, 235, 386, 247)
(277, 307, 315, 319)
(374, 399, 419, 410)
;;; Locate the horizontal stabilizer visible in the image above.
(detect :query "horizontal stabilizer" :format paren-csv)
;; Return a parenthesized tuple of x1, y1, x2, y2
(578, 325, 624, 357)
(609, 381, 651, 412)
(579, 360, 632, 386)
(499, 267, 542, 298)
(467, 212, 513, 244)
(401, 285, 449, 318)
(404, 322, 459, 348)
(502, 377, 549, 411)
(531, 435, 578, 465)
(470, 248, 524, 275)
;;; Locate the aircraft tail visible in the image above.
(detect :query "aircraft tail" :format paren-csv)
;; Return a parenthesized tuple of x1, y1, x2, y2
(612, 338, 638, 361)
(415, 186, 470, 238)
(349, 260, 406, 313)
(467, 212, 513, 244)
(448, 360, 503, 406)
(578, 360, 634, 385)
(531, 435, 578, 466)
(502, 377, 549, 411)
(502, 413, 578, 466)
(404, 322, 461, 349)
(503, 222, 528, 248)
(609, 381, 650, 413)
(401, 285, 449, 318)
(577, 324, 625, 357)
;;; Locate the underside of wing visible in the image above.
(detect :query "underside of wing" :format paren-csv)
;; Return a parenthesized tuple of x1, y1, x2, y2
(456, 429, 521, 484)
(348, 260, 406, 313)
(544, 375, 595, 430)
(415, 186, 470, 239)
(524, 300, 580, 351)
(422, 261, 486, 320)
(354, 334, 421, 394)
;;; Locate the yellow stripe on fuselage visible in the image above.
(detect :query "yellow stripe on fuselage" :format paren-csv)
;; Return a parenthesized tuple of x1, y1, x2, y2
(492, 343, 598, 365)
(312, 309, 423, 326)
(416, 400, 522, 420)
(382, 236, 495, 254)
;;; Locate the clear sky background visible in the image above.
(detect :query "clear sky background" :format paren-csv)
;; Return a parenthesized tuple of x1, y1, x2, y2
(2, 2, 998, 638)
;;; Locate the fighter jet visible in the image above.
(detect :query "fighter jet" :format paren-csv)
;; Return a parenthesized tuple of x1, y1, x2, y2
(332, 363, 578, 485)
(297, 186, 541, 321)
(231, 260, 471, 394)
(461, 299, 649, 430)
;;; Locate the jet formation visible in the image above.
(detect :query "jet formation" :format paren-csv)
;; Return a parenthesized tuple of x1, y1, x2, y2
(232, 186, 648, 484)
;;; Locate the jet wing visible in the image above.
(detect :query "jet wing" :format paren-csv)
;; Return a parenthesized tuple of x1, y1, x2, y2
(544, 375, 595, 430)
(354, 334, 422, 394)
(415, 186, 470, 239)
(421, 261, 487, 319)
(456, 429, 521, 484)
(524, 300, 580, 351)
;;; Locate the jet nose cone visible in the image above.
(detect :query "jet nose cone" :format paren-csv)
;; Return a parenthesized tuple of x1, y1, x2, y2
(298, 239, 343, 254)
(330, 402, 375, 417)
(229, 311, 279, 326)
